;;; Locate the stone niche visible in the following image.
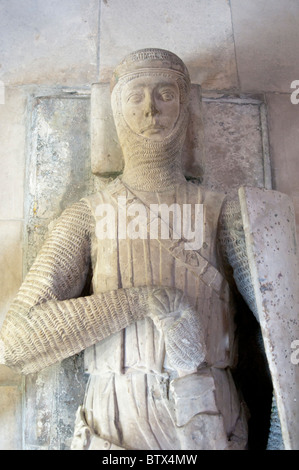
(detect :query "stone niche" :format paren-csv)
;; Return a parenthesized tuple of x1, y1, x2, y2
(23, 84, 271, 449)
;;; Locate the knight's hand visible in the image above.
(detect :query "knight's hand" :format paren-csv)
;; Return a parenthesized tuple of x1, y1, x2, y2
(148, 287, 207, 371)
(165, 306, 206, 371)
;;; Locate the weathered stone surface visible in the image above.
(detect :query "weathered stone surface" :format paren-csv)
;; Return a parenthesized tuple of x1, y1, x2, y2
(265, 93, 299, 235)
(0, 87, 26, 219)
(0, 385, 22, 450)
(0, 0, 99, 86)
(239, 186, 299, 450)
(24, 356, 87, 450)
(202, 98, 266, 193)
(99, 0, 238, 89)
(26, 93, 93, 267)
(231, 0, 299, 93)
(23, 93, 92, 450)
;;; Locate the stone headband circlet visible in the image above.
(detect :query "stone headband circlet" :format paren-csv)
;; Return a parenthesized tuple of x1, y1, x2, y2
(111, 68, 190, 93)
(110, 48, 191, 92)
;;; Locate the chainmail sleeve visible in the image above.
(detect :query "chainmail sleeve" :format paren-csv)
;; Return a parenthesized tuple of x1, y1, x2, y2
(0, 201, 152, 374)
(218, 196, 259, 321)
(0, 200, 200, 375)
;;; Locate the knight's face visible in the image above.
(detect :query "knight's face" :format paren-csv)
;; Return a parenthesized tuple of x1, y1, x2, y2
(120, 75, 180, 142)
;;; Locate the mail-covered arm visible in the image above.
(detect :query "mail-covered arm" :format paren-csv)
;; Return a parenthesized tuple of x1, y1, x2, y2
(0, 200, 204, 375)
(217, 196, 259, 320)
(0, 201, 151, 374)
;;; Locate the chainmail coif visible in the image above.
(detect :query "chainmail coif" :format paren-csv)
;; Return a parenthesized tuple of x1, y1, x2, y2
(110, 49, 191, 192)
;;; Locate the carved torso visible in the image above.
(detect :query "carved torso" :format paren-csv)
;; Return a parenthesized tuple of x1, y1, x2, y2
(78, 179, 244, 450)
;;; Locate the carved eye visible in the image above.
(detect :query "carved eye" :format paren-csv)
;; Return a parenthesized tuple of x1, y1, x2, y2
(160, 90, 175, 102)
(127, 93, 143, 104)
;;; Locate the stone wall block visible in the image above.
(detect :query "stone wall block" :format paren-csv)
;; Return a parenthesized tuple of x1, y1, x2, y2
(99, 0, 238, 90)
(231, 0, 299, 92)
(0, 87, 26, 219)
(0, 0, 99, 86)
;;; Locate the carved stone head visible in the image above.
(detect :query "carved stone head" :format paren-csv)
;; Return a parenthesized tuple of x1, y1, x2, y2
(110, 49, 191, 189)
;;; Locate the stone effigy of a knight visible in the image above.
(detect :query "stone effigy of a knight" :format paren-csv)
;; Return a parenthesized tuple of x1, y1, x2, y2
(0, 49, 298, 450)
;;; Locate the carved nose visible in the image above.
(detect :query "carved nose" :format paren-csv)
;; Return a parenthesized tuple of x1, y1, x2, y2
(144, 99, 159, 117)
